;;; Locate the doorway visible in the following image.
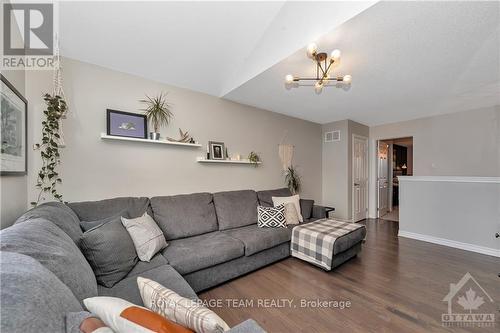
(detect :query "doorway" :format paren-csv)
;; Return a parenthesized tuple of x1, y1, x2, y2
(376, 137, 413, 222)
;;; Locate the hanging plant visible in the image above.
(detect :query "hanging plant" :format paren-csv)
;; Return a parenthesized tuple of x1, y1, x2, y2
(31, 94, 66, 206)
(284, 165, 301, 194)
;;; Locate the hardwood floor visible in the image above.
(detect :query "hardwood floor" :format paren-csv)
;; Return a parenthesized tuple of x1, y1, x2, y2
(200, 219, 499, 332)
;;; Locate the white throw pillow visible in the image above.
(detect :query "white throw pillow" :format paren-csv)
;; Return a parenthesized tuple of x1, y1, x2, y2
(121, 213, 167, 262)
(137, 277, 230, 333)
(283, 202, 300, 225)
(83, 297, 153, 333)
(272, 195, 303, 222)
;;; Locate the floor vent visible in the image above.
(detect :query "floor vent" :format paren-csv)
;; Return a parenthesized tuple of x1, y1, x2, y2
(325, 130, 340, 142)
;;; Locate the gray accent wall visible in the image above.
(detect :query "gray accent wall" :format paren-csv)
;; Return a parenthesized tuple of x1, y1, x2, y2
(23, 58, 322, 205)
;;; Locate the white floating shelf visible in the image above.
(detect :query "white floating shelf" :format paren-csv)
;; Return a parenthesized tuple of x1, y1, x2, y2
(100, 133, 202, 147)
(197, 157, 261, 165)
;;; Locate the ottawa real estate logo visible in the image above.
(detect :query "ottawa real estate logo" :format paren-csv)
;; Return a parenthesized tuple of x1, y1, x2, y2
(442, 272, 495, 328)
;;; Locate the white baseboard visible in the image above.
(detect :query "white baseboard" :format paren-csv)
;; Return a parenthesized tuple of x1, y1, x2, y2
(398, 231, 500, 257)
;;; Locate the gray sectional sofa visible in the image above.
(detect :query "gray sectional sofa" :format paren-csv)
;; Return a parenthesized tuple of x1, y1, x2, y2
(0, 188, 328, 332)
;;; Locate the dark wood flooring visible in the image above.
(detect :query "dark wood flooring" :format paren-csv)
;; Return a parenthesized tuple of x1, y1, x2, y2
(200, 219, 499, 332)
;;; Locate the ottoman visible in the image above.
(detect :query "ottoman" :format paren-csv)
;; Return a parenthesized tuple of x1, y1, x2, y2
(291, 219, 366, 270)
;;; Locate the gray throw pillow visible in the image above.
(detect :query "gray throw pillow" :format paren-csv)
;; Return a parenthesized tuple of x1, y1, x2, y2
(79, 217, 138, 288)
(80, 211, 129, 232)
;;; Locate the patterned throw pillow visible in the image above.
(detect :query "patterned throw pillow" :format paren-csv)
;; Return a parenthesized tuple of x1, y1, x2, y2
(257, 204, 286, 228)
(137, 277, 230, 333)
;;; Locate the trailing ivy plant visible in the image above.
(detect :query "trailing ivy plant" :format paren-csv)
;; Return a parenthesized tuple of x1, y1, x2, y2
(31, 94, 66, 206)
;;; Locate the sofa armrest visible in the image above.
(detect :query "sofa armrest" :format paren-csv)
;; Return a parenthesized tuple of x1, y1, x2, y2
(227, 319, 267, 333)
(312, 205, 327, 219)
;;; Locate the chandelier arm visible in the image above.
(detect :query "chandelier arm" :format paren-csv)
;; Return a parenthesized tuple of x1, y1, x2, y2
(293, 77, 342, 81)
(316, 61, 327, 77)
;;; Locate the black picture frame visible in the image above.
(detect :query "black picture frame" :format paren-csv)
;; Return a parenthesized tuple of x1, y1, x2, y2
(209, 141, 226, 160)
(1, 74, 28, 176)
(106, 109, 147, 139)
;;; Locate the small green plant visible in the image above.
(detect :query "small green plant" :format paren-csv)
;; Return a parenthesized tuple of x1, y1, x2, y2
(140, 92, 173, 133)
(248, 151, 261, 167)
(284, 165, 301, 194)
(32, 94, 66, 206)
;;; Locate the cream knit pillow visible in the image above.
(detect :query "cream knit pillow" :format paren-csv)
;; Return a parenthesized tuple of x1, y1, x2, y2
(121, 213, 167, 262)
(272, 195, 303, 222)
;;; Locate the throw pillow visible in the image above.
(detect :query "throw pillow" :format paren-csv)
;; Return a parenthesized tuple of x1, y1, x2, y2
(283, 203, 300, 225)
(257, 205, 286, 228)
(272, 195, 303, 222)
(80, 211, 129, 232)
(79, 218, 138, 288)
(84, 296, 191, 333)
(121, 213, 168, 262)
(137, 277, 230, 333)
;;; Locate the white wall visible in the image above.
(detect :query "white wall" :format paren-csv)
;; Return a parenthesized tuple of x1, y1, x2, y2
(322, 119, 368, 219)
(24, 58, 322, 204)
(368, 106, 500, 217)
(399, 177, 500, 257)
(0, 1, 28, 229)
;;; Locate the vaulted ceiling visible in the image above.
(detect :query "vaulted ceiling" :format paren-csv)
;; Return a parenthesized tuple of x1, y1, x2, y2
(59, 1, 499, 125)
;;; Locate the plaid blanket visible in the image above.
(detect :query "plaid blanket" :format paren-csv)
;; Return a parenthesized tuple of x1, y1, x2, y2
(291, 219, 365, 270)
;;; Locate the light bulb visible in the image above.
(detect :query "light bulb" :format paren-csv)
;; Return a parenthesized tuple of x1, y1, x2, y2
(343, 74, 352, 83)
(315, 81, 323, 94)
(285, 74, 294, 84)
(306, 43, 318, 59)
(331, 49, 341, 61)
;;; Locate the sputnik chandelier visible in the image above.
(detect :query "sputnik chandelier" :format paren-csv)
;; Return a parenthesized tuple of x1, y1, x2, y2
(285, 43, 352, 94)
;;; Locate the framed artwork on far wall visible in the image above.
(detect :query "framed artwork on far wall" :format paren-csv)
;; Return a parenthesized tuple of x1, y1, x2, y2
(1, 74, 28, 176)
(209, 141, 226, 160)
(106, 109, 147, 139)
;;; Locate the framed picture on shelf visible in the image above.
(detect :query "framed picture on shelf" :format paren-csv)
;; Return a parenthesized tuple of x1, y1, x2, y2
(1, 74, 28, 176)
(106, 109, 147, 139)
(209, 141, 225, 160)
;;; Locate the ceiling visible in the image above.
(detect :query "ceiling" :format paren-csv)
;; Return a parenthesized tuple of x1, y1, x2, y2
(59, 1, 499, 125)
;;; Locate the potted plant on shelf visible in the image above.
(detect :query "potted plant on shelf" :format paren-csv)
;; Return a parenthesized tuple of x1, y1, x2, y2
(248, 151, 261, 167)
(284, 165, 301, 194)
(140, 92, 173, 140)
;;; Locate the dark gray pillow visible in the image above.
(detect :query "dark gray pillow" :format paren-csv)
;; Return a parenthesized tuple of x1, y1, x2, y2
(79, 216, 138, 287)
(0, 218, 97, 303)
(15, 202, 83, 243)
(80, 210, 129, 232)
(300, 199, 314, 220)
(0, 252, 83, 333)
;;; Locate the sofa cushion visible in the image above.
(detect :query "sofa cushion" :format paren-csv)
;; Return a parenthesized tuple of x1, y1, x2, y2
(0, 218, 97, 303)
(15, 202, 82, 243)
(68, 197, 150, 221)
(79, 217, 138, 288)
(97, 265, 198, 305)
(162, 232, 244, 274)
(213, 190, 258, 230)
(257, 188, 292, 207)
(126, 253, 169, 278)
(224, 224, 291, 256)
(151, 193, 218, 240)
(0, 252, 83, 333)
(300, 199, 314, 220)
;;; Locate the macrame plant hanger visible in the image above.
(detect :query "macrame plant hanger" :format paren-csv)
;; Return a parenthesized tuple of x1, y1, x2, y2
(52, 33, 67, 148)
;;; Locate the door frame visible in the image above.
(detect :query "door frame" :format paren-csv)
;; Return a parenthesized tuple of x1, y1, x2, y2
(352, 134, 369, 222)
(376, 140, 390, 218)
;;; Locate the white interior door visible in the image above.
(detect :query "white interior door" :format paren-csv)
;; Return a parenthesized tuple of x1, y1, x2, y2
(377, 141, 389, 217)
(352, 135, 368, 222)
